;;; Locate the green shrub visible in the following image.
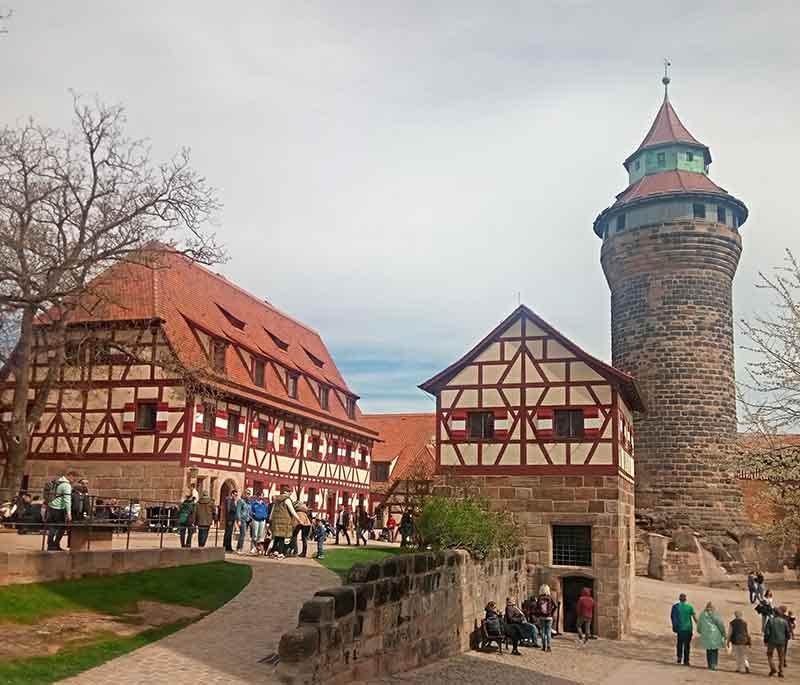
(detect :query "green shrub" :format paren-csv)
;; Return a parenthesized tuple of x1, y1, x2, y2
(415, 495, 520, 558)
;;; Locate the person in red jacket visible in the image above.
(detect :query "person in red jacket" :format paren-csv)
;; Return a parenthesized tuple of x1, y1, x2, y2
(576, 587, 595, 644)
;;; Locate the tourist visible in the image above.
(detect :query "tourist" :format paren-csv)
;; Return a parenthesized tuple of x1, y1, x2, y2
(505, 597, 538, 647)
(71, 478, 90, 521)
(759, 589, 776, 633)
(399, 508, 414, 547)
(576, 587, 595, 644)
(335, 506, 351, 545)
(697, 602, 726, 671)
(747, 571, 757, 604)
(728, 609, 752, 674)
(222, 489, 238, 552)
(311, 517, 326, 559)
(670, 593, 697, 666)
(290, 503, 312, 557)
(235, 490, 251, 554)
(486, 601, 519, 655)
(356, 505, 369, 546)
(386, 513, 397, 542)
(249, 492, 269, 555)
(177, 491, 196, 548)
(45, 471, 77, 551)
(785, 610, 795, 668)
(268, 484, 301, 558)
(765, 605, 790, 678)
(534, 584, 557, 652)
(195, 491, 215, 548)
(755, 568, 766, 601)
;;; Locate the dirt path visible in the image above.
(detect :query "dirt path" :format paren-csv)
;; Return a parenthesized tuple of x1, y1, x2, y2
(57, 555, 339, 684)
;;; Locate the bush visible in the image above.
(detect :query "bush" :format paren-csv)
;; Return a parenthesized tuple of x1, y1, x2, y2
(415, 495, 520, 558)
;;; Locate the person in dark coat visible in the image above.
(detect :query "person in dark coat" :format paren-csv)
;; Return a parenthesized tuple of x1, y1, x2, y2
(222, 489, 239, 552)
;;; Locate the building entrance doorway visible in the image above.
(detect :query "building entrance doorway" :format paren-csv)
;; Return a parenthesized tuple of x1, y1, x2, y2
(326, 494, 336, 523)
(561, 576, 595, 634)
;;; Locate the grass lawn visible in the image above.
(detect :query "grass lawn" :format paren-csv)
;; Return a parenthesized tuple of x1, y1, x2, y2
(0, 561, 251, 684)
(316, 546, 405, 580)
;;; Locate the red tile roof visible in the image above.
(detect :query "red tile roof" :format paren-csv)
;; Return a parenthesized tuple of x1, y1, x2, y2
(67, 247, 375, 437)
(614, 169, 729, 207)
(625, 97, 710, 169)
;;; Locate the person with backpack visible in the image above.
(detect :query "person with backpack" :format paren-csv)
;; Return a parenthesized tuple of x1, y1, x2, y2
(195, 491, 216, 548)
(765, 606, 791, 678)
(670, 593, 697, 666)
(176, 492, 196, 548)
(728, 609, 752, 674)
(697, 602, 726, 670)
(249, 492, 269, 555)
(44, 471, 78, 551)
(534, 584, 557, 652)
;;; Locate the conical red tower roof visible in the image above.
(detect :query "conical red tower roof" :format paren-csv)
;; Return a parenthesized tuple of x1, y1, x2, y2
(624, 96, 710, 169)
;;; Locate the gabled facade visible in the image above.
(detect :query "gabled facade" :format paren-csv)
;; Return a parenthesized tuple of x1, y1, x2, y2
(420, 305, 643, 639)
(0, 249, 375, 516)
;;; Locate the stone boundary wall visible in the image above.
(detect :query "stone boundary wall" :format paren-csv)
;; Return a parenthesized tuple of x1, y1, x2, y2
(0, 546, 224, 585)
(277, 549, 527, 684)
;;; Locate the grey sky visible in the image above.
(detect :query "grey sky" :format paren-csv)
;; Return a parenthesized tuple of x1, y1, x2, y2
(4, 2, 799, 412)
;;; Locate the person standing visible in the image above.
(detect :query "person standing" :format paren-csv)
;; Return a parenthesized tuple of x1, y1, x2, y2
(222, 489, 238, 552)
(268, 485, 301, 558)
(576, 587, 595, 644)
(195, 491, 215, 548)
(670, 593, 697, 666)
(534, 584, 557, 652)
(399, 508, 414, 547)
(386, 514, 398, 542)
(311, 517, 327, 559)
(45, 471, 77, 551)
(290, 503, 312, 557)
(71, 478, 90, 521)
(747, 571, 757, 604)
(356, 505, 369, 546)
(249, 493, 269, 555)
(785, 610, 795, 669)
(762, 589, 776, 633)
(177, 492, 196, 548)
(765, 606, 791, 678)
(728, 610, 751, 674)
(235, 490, 251, 554)
(335, 506, 351, 545)
(755, 568, 766, 601)
(697, 602, 726, 671)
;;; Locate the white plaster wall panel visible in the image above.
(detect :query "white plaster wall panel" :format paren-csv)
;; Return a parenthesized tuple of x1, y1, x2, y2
(482, 365, 505, 385)
(500, 444, 521, 465)
(603, 421, 613, 439)
(451, 365, 479, 385)
(136, 434, 155, 453)
(620, 400, 634, 424)
(592, 443, 613, 464)
(570, 362, 605, 382)
(164, 387, 186, 405)
(502, 388, 521, 405)
(571, 442, 592, 465)
(570, 386, 596, 405)
(61, 389, 82, 407)
(105, 438, 123, 453)
(167, 414, 182, 432)
(547, 340, 575, 359)
(482, 443, 501, 464)
(505, 341, 521, 360)
(525, 339, 544, 359)
(523, 318, 546, 336)
(230, 444, 243, 461)
(460, 443, 478, 465)
(527, 447, 549, 465)
(476, 343, 501, 362)
(548, 443, 567, 465)
(276, 455, 296, 474)
(191, 437, 207, 454)
(83, 413, 102, 434)
(511, 418, 522, 440)
(454, 389, 479, 408)
(540, 362, 566, 383)
(112, 388, 134, 406)
(504, 356, 522, 383)
(481, 388, 503, 407)
(126, 365, 150, 380)
(594, 386, 612, 404)
(502, 319, 522, 338)
(524, 357, 544, 383)
(539, 386, 566, 406)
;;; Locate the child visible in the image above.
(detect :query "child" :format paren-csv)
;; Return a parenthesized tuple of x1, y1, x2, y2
(312, 517, 326, 559)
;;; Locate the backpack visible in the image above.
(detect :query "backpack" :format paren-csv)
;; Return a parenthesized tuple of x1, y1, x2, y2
(537, 596, 553, 617)
(43, 479, 60, 506)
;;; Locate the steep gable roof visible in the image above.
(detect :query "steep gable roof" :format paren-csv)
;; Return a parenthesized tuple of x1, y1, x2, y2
(418, 305, 645, 412)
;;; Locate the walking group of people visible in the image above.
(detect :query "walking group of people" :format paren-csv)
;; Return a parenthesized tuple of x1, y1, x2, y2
(671, 576, 795, 678)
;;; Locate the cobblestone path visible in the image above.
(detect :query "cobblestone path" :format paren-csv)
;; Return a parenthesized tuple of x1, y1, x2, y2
(58, 555, 339, 684)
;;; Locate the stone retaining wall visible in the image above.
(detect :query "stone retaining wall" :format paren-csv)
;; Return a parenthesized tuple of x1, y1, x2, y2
(277, 549, 527, 684)
(0, 546, 224, 585)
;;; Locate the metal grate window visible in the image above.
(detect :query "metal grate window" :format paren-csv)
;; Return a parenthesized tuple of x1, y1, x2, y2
(552, 525, 592, 566)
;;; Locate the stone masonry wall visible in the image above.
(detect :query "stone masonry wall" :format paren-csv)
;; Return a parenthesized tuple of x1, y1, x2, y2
(433, 473, 634, 639)
(601, 220, 749, 540)
(276, 549, 526, 684)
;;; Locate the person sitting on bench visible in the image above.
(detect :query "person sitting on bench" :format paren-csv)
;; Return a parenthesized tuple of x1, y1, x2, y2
(506, 596, 539, 646)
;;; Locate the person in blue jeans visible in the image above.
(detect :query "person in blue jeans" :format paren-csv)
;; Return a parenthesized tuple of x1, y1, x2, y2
(249, 493, 270, 554)
(312, 517, 326, 559)
(235, 491, 251, 553)
(534, 584, 557, 652)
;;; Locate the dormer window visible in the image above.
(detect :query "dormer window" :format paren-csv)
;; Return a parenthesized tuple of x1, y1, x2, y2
(216, 304, 246, 330)
(287, 371, 299, 399)
(304, 347, 325, 368)
(319, 385, 330, 410)
(346, 397, 356, 420)
(693, 203, 706, 220)
(211, 339, 227, 372)
(253, 358, 265, 387)
(265, 329, 289, 351)
(656, 152, 666, 167)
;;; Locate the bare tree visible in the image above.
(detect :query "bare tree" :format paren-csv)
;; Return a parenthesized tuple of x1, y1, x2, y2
(0, 96, 222, 492)
(736, 250, 800, 550)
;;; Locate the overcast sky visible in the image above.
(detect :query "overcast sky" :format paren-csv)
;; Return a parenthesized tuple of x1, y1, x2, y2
(4, 2, 799, 412)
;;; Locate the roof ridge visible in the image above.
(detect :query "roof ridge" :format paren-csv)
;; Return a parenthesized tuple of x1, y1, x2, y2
(362, 412, 435, 418)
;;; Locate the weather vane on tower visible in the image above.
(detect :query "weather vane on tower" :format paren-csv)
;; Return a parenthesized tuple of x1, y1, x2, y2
(662, 58, 671, 99)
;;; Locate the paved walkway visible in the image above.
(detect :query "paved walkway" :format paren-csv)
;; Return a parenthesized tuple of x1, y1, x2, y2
(58, 555, 339, 684)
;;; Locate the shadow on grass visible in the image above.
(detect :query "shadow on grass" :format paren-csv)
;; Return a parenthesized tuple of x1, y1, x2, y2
(315, 546, 406, 581)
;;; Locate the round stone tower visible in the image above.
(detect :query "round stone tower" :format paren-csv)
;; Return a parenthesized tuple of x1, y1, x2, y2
(594, 80, 749, 540)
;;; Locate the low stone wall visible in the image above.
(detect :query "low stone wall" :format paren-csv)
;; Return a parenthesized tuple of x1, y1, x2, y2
(277, 549, 527, 684)
(0, 546, 224, 585)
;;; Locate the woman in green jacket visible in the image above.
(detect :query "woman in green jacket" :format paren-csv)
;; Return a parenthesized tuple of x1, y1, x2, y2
(697, 602, 727, 670)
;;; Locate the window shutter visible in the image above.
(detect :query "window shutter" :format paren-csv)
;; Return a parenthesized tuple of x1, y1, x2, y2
(583, 406, 602, 438)
(449, 410, 467, 440)
(536, 408, 553, 438)
(493, 409, 509, 439)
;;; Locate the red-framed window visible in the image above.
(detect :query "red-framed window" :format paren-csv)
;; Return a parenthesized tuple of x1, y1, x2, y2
(359, 447, 368, 469)
(135, 401, 158, 432)
(253, 358, 265, 387)
(311, 436, 321, 460)
(319, 385, 330, 410)
(201, 401, 215, 434)
(227, 411, 241, 441)
(256, 421, 269, 449)
(287, 372, 299, 399)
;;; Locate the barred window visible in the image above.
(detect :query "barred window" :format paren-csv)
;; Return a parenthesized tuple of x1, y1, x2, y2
(552, 525, 592, 566)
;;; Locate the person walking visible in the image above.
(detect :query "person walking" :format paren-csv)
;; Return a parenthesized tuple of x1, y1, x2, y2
(747, 571, 757, 604)
(268, 485, 301, 558)
(728, 610, 752, 674)
(334, 506, 351, 545)
(235, 490, 251, 554)
(670, 593, 697, 666)
(765, 606, 791, 678)
(576, 587, 595, 644)
(45, 471, 77, 551)
(785, 610, 795, 669)
(399, 508, 414, 547)
(534, 584, 557, 652)
(356, 505, 369, 546)
(222, 489, 238, 552)
(290, 503, 312, 557)
(311, 517, 327, 559)
(176, 492, 196, 548)
(386, 514, 398, 542)
(761, 589, 776, 633)
(249, 493, 269, 555)
(195, 491, 215, 548)
(697, 602, 726, 671)
(755, 568, 766, 601)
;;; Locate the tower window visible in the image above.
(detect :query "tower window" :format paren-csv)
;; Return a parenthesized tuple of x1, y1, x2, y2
(552, 525, 592, 566)
(693, 203, 706, 219)
(657, 152, 666, 167)
(616, 213, 626, 231)
(686, 151, 694, 162)
(717, 206, 726, 224)
(554, 410, 584, 439)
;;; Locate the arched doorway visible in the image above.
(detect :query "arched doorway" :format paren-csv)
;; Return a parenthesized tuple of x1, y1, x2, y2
(219, 479, 237, 528)
(561, 575, 595, 635)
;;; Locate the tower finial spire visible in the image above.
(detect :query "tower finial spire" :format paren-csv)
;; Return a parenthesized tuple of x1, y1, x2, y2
(662, 58, 671, 100)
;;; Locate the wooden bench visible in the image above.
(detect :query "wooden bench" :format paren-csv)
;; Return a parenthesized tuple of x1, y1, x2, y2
(480, 619, 508, 652)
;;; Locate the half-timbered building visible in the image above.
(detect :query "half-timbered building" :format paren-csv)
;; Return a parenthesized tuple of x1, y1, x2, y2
(419, 305, 645, 638)
(0, 249, 376, 518)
